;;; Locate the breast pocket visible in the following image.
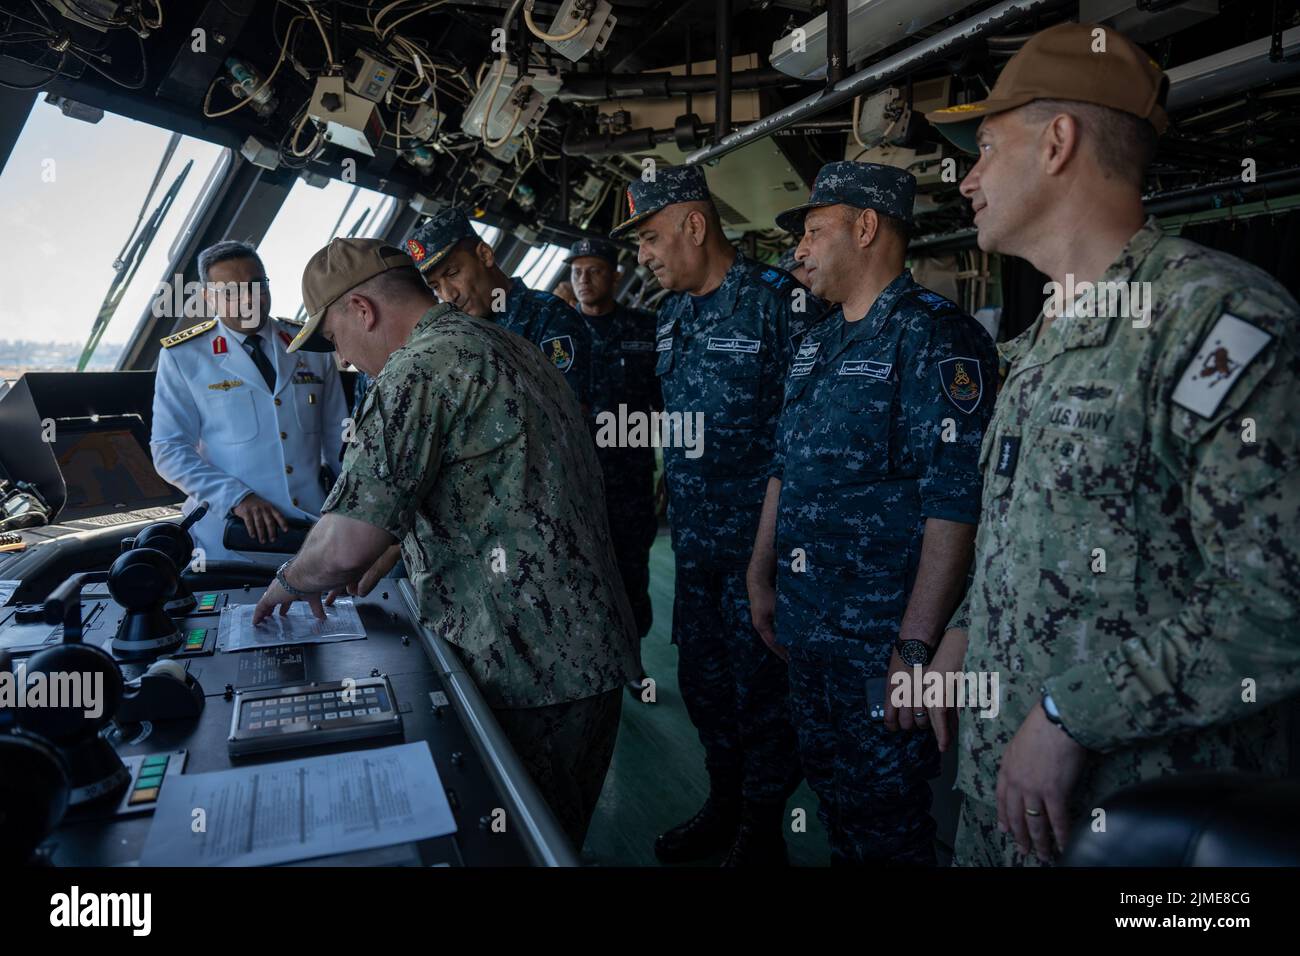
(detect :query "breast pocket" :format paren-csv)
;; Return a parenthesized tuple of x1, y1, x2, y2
(702, 352, 764, 429)
(293, 387, 323, 434)
(203, 389, 258, 445)
(655, 345, 674, 378)
(1030, 425, 1138, 593)
(812, 376, 894, 480)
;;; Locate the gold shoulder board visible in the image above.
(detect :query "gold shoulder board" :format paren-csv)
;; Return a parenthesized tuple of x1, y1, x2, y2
(160, 319, 218, 349)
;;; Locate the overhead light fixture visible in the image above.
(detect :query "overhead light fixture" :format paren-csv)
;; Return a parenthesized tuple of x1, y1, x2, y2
(770, 0, 969, 81)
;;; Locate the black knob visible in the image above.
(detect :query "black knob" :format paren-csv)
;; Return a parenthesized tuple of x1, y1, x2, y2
(13, 605, 43, 624)
(14, 641, 123, 743)
(132, 524, 194, 573)
(107, 548, 178, 611)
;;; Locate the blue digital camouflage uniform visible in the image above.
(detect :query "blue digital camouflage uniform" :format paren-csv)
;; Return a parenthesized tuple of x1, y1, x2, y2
(586, 300, 662, 637)
(652, 251, 820, 806)
(770, 160, 996, 864)
(405, 207, 594, 408)
(498, 276, 595, 412)
(774, 270, 996, 863)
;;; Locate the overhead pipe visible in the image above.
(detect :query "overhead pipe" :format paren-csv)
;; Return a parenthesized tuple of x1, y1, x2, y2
(684, 24, 693, 117)
(555, 67, 802, 102)
(559, 151, 569, 223)
(562, 116, 856, 155)
(684, 0, 1067, 165)
(1165, 26, 1300, 111)
(1143, 166, 1300, 217)
(562, 123, 674, 157)
(826, 0, 847, 89)
(715, 0, 732, 145)
(910, 167, 1300, 251)
(538, 217, 638, 253)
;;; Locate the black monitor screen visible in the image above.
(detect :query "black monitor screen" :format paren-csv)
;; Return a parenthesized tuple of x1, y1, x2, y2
(52, 418, 181, 521)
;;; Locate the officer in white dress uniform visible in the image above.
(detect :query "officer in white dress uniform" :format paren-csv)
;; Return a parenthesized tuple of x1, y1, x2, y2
(150, 241, 348, 567)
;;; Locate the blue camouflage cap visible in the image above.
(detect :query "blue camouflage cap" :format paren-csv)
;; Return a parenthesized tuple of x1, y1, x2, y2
(610, 164, 711, 239)
(565, 236, 620, 265)
(404, 207, 481, 274)
(775, 161, 916, 233)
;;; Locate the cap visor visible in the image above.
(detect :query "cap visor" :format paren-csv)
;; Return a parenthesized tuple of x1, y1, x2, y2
(564, 252, 618, 265)
(926, 95, 1037, 155)
(932, 117, 980, 155)
(415, 242, 456, 274)
(775, 200, 834, 234)
(609, 208, 658, 240)
(286, 315, 332, 353)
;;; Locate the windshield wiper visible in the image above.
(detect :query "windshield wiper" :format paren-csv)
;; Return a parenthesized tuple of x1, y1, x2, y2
(78, 133, 190, 371)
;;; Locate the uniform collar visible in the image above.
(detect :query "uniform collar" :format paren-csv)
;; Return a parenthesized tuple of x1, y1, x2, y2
(410, 302, 457, 338)
(687, 249, 745, 319)
(506, 276, 531, 312)
(1002, 217, 1164, 372)
(224, 321, 265, 347)
(850, 268, 914, 340)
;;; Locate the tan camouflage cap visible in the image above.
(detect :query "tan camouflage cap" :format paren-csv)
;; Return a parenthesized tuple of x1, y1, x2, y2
(291, 237, 414, 352)
(926, 22, 1169, 154)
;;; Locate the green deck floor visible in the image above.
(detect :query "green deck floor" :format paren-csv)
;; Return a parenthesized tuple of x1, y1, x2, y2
(580, 532, 834, 866)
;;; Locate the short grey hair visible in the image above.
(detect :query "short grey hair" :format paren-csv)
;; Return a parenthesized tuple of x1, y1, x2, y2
(1020, 99, 1158, 187)
(197, 240, 265, 283)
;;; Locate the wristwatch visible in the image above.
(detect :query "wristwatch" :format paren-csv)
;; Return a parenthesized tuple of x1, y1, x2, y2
(894, 638, 933, 668)
(1041, 690, 1063, 725)
(275, 560, 312, 598)
(1041, 689, 1078, 741)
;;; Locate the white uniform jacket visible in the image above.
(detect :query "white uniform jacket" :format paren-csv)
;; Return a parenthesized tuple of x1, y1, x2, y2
(150, 318, 348, 566)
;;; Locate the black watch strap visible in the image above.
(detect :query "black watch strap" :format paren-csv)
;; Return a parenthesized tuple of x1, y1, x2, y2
(895, 638, 933, 667)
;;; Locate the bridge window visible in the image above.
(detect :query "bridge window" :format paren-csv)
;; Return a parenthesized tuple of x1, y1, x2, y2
(257, 178, 399, 324)
(514, 242, 568, 292)
(0, 96, 230, 383)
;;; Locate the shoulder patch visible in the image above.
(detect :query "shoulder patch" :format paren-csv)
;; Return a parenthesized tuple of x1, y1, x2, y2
(541, 334, 575, 373)
(1171, 313, 1274, 418)
(754, 264, 794, 293)
(160, 319, 217, 348)
(939, 356, 984, 415)
(913, 289, 957, 313)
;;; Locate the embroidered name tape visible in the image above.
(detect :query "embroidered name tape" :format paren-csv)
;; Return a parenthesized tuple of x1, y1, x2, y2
(839, 360, 891, 379)
(622, 340, 655, 352)
(707, 337, 761, 353)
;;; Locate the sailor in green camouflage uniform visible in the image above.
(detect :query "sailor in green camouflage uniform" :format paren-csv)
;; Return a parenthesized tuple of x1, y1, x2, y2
(927, 23, 1300, 866)
(254, 238, 641, 850)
